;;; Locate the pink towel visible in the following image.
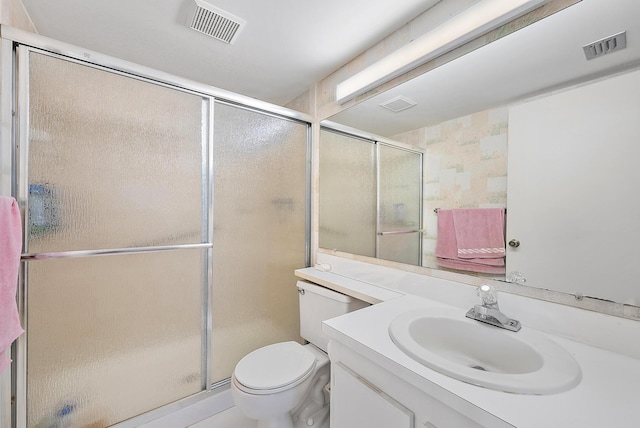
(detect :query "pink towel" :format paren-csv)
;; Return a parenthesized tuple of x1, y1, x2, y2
(435, 258, 506, 274)
(435, 208, 505, 274)
(0, 196, 23, 373)
(452, 208, 505, 259)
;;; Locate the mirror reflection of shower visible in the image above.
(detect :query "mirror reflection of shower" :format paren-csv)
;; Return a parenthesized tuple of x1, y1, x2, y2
(319, 126, 423, 266)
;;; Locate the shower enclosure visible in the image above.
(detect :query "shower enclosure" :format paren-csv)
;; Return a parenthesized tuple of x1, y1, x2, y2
(1, 28, 310, 428)
(319, 127, 423, 266)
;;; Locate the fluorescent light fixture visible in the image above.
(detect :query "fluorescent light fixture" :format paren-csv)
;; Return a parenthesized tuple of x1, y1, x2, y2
(335, 0, 549, 103)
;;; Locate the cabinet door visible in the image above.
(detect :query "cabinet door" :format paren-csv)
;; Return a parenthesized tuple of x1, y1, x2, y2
(331, 363, 414, 428)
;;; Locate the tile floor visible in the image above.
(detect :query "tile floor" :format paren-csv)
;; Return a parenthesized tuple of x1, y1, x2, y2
(189, 406, 257, 428)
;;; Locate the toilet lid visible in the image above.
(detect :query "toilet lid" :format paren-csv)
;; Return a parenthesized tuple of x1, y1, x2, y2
(234, 341, 316, 390)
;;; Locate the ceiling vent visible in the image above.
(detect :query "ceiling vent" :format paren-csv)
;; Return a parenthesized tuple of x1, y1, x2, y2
(187, 0, 246, 44)
(583, 31, 627, 60)
(379, 96, 417, 113)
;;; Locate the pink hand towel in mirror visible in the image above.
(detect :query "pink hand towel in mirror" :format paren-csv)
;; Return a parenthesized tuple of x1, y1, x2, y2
(452, 208, 505, 259)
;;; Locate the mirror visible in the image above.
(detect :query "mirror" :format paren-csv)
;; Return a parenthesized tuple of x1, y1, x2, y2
(320, 0, 640, 307)
(319, 128, 424, 266)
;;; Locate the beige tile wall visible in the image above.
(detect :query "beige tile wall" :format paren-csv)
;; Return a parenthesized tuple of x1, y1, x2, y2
(393, 107, 508, 269)
(0, 0, 36, 32)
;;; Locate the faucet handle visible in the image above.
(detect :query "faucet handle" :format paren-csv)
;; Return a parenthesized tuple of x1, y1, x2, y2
(477, 284, 498, 305)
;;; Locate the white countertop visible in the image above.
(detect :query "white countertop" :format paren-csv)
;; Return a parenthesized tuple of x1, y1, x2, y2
(295, 267, 403, 304)
(295, 267, 640, 427)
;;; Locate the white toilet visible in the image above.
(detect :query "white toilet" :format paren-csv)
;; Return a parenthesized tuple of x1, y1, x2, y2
(231, 280, 369, 428)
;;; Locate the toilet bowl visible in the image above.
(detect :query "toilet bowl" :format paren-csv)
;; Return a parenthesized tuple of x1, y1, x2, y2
(231, 281, 369, 428)
(231, 341, 329, 428)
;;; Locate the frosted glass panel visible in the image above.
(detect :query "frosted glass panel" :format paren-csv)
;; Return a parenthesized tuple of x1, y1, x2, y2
(378, 145, 421, 231)
(211, 103, 308, 382)
(378, 145, 422, 265)
(377, 233, 421, 266)
(26, 250, 204, 427)
(27, 52, 205, 253)
(319, 130, 376, 256)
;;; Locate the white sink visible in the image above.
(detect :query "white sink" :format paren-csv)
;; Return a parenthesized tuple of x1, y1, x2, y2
(388, 307, 581, 394)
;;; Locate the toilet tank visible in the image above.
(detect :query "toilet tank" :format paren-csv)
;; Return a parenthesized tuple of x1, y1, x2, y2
(297, 280, 369, 352)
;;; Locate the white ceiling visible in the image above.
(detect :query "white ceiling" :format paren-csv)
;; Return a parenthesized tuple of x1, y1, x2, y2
(329, 0, 640, 136)
(21, 0, 442, 106)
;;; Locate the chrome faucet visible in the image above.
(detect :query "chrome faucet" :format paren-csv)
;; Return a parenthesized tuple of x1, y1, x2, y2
(465, 284, 521, 332)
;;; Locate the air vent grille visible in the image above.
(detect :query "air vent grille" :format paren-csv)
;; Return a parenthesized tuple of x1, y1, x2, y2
(379, 96, 417, 113)
(583, 31, 627, 60)
(188, 0, 246, 44)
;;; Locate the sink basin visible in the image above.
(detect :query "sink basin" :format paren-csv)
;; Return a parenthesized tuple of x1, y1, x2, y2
(389, 307, 581, 394)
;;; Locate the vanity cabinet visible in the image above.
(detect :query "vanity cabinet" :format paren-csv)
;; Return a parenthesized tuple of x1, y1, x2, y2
(329, 341, 500, 428)
(331, 363, 414, 427)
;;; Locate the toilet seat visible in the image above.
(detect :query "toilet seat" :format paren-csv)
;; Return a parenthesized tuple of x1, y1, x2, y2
(234, 341, 316, 395)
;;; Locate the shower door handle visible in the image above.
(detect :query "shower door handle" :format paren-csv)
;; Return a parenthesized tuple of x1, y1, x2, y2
(377, 230, 423, 236)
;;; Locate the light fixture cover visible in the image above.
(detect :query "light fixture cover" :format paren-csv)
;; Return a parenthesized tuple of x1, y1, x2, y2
(336, 0, 549, 103)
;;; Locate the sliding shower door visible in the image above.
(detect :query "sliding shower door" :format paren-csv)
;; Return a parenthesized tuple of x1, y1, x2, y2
(319, 128, 422, 265)
(377, 144, 422, 265)
(18, 50, 211, 427)
(318, 129, 376, 256)
(211, 102, 309, 383)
